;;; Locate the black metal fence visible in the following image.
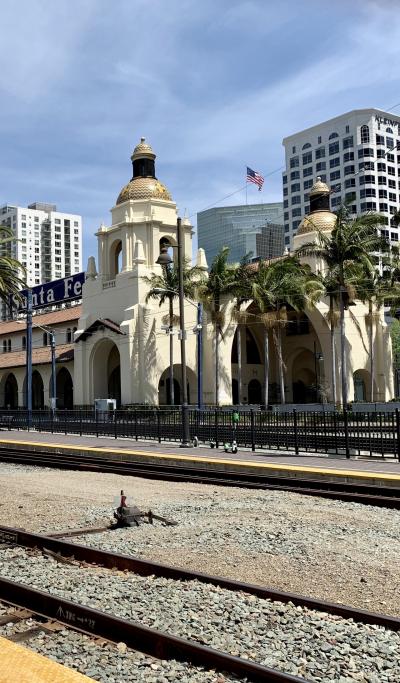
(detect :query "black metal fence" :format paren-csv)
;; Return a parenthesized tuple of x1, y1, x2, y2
(1, 407, 400, 460)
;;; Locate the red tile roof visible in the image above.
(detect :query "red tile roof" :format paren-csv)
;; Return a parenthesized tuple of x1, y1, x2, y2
(0, 306, 81, 335)
(0, 343, 74, 369)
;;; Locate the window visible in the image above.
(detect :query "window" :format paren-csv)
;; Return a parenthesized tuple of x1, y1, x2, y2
(22, 336, 26, 350)
(43, 332, 48, 346)
(291, 195, 301, 205)
(387, 137, 394, 149)
(284, 212, 289, 221)
(331, 196, 342, 207)
(359, 161, 375, 171)
(55, 225, 61, 233)
(283, 199, 288, 208)
(345, 178, 356, 188)
(284, 224, 289, 232)
(292, 207, 302, 217)
(283, 174, 287, 184)
(2, 341, 6, 353)
(361, 202, 376, 211)
(379, 189, 388, 199)
(304, 193, 309, 203)
(379, 203, 388, 212)
(387, 153, 395, 163)
(381, 229, 390, 238)
(316, 161, 326, 172)
(345, 192, 356, 202)
(74, 251, 79, 257)
(386, 127, 393, 134)
(359, 175, 375, 185)
(302, 152, 312, 164)
(292, 146, 296, 154)
(74, 229, 79, 235)
(21, 222, 26, 228)
(66, 328, 72, 343)
(293, 220, 301, 230)
(64, 220, 70, 227)
(329, 157, 340, 168)
(376, 134, 385, 145)
(344, 165, 355, 175)
(283, 187, 288, 197)
(391, 233, 399, 241)
(388, 166, 396, 176)
(290, 156, 299, 168)
(378, 176, 387, 185)
(388, 179, 396, 188)
(315, 147, 325, 159)
(360, 125, 370, 143)
(360, 188, 376, 198)
(343, 152, 354, 162)
(317, 136, 322, 144)
(329, 142, 339, 155)
(73, 221, 79, 227)
(290, 170, 300, 180)
(304, 179, 313, 189)
(291, 183, 300, 192)
(377, 149, 386, 158)
(390, 205, 397, 214)
(302, 143, 311, 150)
(7, 339, 11, 352)
(303, 167, 313, 177)
(21, 214, 26, 220)
(34, 217, 39, 222)
(358, 148, 374, 158)
(330, 170, 341, 181)
(389, 192, 396, 202)
(329, 132, 339, 139)
(285, 236, 290, 245)
(331, 182, 341, 192)
(343, 136, 353, 149)
(55, 219, 61, 224)
(345, 125, 350, 134)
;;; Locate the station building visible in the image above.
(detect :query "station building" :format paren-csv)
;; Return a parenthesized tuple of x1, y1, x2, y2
(0, 139, 394, 408)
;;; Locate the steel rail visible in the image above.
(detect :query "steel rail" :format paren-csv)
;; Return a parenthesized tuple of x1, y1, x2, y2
(0, 576, 303, 683)
(0, 445, 399, 508)
(1, 526, 400, 632)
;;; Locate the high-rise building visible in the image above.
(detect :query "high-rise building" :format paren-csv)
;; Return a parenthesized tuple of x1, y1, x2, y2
(0, 202, 83, 318)
(197, 202, 283, 264)
(282, 108, 400, 248)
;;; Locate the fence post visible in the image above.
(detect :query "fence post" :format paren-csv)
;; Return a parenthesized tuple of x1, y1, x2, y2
(396, 409, 400, 463)
(157, 410, 161, 444)
(80, 410, 82, 437)
(344, 408, 350, 459)
(95, 410, 99, 438)
(250, 409, 255, 452)
(51, 409, 54, 434)
(215, 409, 219, 449)
(114, 411, 118, 439)
(293, 409, 299, 455)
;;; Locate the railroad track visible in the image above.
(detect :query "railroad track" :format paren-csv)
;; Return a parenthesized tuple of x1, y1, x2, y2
(1, 524, 399, 682)
(0, 444, 399, 508)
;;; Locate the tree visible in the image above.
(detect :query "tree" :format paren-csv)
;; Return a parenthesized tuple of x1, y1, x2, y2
(251, 256, 322, 405)
(295, 206, 388, 406)
(0, 226, 26, 309)
(198, 247, 237, 405)
(231, 254, 255, 405)
(143, 258, 204, 405)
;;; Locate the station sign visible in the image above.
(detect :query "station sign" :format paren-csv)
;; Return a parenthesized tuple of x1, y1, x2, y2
(16, 272, 85, 311)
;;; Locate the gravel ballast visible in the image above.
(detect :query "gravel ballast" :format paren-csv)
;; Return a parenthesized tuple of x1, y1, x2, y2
(0, 546, 399, 682)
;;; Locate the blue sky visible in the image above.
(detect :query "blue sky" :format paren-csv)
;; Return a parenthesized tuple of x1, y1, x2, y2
(0, 0, 399, 263)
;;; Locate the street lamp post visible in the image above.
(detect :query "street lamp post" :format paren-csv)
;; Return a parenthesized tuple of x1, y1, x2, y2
(26, 290, 32, 429)
(177, 217, 191, 446)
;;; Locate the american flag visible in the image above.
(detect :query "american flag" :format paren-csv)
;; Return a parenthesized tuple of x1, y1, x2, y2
(246, 166, 264, 191)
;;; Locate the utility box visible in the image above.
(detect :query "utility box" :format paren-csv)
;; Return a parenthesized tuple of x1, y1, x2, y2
(94, 398, 117, 412)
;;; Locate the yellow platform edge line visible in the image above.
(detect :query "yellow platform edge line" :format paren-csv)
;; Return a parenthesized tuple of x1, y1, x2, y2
(0, 635, 94, 682)
(0, 437, 399, 482)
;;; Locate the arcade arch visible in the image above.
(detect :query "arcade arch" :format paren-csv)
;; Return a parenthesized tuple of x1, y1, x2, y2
(158, 364, 196, 405)
(91, 340, 121, 406)
(3, 373, 18, 408)
(56, 367, 73, 408)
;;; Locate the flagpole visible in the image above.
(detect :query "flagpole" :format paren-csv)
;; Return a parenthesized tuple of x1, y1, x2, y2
(245, 168, 248, 205)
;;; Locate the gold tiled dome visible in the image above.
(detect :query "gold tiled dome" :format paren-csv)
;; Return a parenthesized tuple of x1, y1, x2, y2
(131, 137, 155, 160)
(116, 177, 172, 204)
(309, 176, 330, 196)
(297, 211, 337, 235)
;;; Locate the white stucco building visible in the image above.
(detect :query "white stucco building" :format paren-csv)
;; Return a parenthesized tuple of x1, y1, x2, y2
(283, 109, 400, 250)
(0, 139, 395, 408)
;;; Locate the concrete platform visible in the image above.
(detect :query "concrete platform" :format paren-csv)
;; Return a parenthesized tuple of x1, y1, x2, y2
(0, 635, 94, 682)
(0, 430, 399, 489)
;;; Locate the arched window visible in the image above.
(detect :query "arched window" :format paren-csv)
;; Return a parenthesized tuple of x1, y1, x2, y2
(302, 142, 311, 150)
(386, 127, 393, 134)
(43, 332, 48, 346)
(2, 340, 6, 353)
(7, 339, 11, 352)
(66, 328, 72, 343)
(22, 336, 26, 350)
(360, 125, 370, 144)
(72, 327, 77, 336)
(329, 132, 339, 140)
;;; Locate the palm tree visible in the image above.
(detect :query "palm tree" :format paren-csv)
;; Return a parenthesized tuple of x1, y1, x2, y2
(143, 258, 204, 405)
(358, 262, 400, 402)
(198, 247, 237, 405)
(251, 256, 322, 405)
(295, 206, 388, 406)
(231, 254, 255, 405)
(0, 226, 26, 310)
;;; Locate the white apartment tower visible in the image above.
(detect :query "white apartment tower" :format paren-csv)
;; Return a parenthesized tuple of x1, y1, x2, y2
(282, 109, 400, 248)
(0, 202, 83, 318)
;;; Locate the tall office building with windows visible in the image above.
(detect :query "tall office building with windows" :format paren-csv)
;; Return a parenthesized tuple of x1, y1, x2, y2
(282, 109, 400, 248)
(0, 202, 83, 318)
(197, 202, 283, 264)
